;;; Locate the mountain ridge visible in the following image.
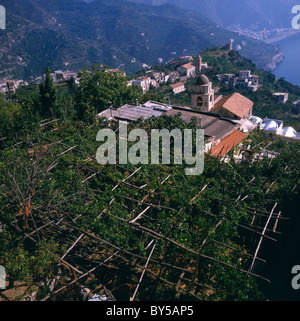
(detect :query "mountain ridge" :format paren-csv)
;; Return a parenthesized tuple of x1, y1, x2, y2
(128, 0, 299, 30)
(0, 0, 283, 81)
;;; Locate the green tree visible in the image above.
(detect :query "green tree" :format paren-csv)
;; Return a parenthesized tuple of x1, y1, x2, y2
(74, 88, 95, 123)
(39, 67, 57, 117)
(0, 97, 24, 142)
(77, 65, 142, 115)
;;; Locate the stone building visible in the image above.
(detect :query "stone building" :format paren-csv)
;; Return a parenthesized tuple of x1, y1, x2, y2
(191, 75, 253, 120)
(191, 75, 215, 112)
(210, 92, 253, 120)
(177, 62, 196, 78)
(169, 82, 186, 95)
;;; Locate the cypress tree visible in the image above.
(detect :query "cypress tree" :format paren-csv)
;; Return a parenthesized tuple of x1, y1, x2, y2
(39, 67, 57, 117)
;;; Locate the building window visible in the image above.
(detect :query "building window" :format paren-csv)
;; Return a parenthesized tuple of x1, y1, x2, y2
(197, 96, 203, 107)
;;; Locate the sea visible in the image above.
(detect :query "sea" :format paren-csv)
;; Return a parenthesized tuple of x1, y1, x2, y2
(272, 32, 300, 87)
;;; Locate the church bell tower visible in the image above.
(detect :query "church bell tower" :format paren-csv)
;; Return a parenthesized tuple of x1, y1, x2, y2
(191, 75, 215, 112)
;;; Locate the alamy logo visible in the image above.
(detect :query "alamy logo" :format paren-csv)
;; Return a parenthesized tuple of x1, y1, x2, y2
(292, 5, 300, 29)
(291, 265, 300, 290)
(96, 121, 205, 176)
(0, 5, 5, 30)
(0, 265, 6, 289)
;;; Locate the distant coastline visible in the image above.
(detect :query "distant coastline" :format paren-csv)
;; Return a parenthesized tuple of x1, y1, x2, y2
(229, 27, 300, 44)
(254, 29, 300, 77)
(228, 27, 298, 72)
(267, 49, 284, 71)
(267, 30, 300, 44)
(272, 31, 300, 86)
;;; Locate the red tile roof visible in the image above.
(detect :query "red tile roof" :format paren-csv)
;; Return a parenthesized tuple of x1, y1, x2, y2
(209, 130, 248, 158)
(181, 62, 195, 70)
(210, 92, 254, 119)
(170, 82, 185, 89)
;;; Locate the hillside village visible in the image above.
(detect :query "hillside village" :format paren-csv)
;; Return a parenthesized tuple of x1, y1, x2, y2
(98, 46, 300, 160)
(1, 45, 300, 162)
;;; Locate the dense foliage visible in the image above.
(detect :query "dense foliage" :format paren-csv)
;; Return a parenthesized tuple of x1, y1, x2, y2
(0, 63, 299, 301)
(76, 65, 141, 121)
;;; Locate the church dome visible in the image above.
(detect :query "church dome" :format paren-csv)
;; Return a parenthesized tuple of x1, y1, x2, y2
(196, 74, 210, 86)
(264, 120, 278, 131)
(282, 126, 297, 137)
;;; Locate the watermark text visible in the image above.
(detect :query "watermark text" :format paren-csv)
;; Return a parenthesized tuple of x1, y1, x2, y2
(292, 5, 300, 30)
(0, 5, 5, 30)
(96, 121, 204, 176)
(291, 265, 300, 290)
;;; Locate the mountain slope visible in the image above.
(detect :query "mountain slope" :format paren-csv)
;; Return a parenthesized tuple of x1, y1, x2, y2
(0, 0, 282, 81)
(129, 0, 299, 30)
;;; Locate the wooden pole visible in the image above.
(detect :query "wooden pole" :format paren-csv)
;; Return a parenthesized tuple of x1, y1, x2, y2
(130, 242, 156, 301)
(60, 233, 84, 261)
(249, 203, 277, 273)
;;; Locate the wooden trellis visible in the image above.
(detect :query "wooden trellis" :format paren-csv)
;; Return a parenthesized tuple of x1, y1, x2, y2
(0, 130, 291, 301)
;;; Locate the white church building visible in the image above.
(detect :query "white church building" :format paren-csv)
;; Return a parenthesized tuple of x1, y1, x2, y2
(250, 116, 300, 141)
